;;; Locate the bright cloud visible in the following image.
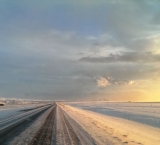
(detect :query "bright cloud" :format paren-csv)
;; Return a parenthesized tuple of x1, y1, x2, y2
(128, 80, 135, 85)
(97, 77, 110, 87)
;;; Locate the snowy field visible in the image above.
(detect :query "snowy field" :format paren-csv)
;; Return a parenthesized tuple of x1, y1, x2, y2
(0, 98, 51, 121)
(63, 102, 160, 145)
(0, 104, 44, 121)
(66, 101, 160, 128)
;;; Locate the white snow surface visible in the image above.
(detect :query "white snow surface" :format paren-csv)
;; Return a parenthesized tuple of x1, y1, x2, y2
(62, 102, 160, 145)
(0, 104, 43, 121)
(66, 101, 160, 128)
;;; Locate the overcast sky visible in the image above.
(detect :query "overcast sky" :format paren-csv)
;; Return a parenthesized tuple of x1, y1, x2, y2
(1, 0, 160, 101)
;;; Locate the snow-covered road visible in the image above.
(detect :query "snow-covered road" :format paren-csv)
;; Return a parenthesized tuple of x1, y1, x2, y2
(55, 104, 96, 145)
(0, 102, 160, 145)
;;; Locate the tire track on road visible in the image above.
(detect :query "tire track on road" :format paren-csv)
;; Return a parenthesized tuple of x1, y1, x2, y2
(29, 105, 56, 145)
(59, 107, 81, 145)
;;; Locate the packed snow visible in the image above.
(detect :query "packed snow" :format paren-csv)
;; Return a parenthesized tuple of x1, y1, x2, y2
(8, 106, 54, 145)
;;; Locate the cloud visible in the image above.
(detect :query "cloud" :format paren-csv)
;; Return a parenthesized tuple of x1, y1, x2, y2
(79, 51, 160, 63)
(97, 77, 110, 87)
(128, 80, 135, 85)
(114, 80, 136, 85)
(1, 0, 160, 101)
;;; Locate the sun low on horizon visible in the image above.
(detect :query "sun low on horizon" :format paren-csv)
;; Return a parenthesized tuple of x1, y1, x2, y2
(0, 0, 160, 102)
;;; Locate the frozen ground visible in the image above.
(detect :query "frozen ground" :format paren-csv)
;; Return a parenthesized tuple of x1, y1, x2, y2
(66, 101, 160, 128)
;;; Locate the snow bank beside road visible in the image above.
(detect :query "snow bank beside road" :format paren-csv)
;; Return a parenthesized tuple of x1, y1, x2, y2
(61, 104, 160, 145)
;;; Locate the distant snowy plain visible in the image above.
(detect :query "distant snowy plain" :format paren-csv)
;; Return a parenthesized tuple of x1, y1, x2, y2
(0, 104, 41, 121)
(67, 101, 160, 128)
(0, 98, 50, 121)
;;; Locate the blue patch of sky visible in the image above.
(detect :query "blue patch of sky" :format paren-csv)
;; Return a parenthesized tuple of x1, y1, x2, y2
(0, 1, 110, 37)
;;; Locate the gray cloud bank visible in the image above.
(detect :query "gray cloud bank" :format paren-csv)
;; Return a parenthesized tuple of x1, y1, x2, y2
(1, 0, 160, 101)
(79, 52, 160, 63)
